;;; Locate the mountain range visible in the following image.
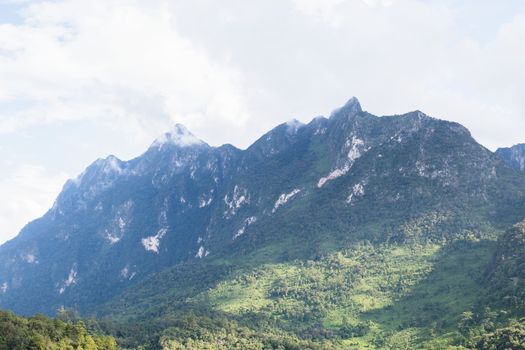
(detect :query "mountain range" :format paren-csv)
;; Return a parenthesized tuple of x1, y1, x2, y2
(1, 97, 525, 349)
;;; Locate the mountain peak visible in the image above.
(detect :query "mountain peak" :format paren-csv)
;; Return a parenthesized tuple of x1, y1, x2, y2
(285, 118, 305, 133)
(342, 96, 362, 113)
(152, 124, 206, 148)
(330, 97, 363, 119)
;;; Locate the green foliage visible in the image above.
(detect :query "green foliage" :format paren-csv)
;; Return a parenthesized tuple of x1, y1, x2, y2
(4, 223, 525, 350)
(0, 310, 119, 350)
(469, 320, 525, 349)
(483, 221, 525, 315)
(95, 239, 498, 349)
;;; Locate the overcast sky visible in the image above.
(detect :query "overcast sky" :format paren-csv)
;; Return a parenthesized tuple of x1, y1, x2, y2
(0, 0, 524, 244)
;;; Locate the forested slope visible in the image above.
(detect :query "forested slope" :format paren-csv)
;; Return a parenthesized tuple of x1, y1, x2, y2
(0, 310, 119, 350)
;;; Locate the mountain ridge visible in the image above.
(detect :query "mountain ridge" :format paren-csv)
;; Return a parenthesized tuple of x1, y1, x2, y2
(1, 97, 525, 327)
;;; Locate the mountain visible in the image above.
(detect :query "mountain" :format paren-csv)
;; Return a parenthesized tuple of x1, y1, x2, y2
(2, 97, 525, 349)
(496, 144, 525, 173)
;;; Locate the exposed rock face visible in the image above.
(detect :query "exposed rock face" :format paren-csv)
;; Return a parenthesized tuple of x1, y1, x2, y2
(497, 144, 525, 173)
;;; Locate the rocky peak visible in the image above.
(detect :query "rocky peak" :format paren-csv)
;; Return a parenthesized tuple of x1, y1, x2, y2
(331, 96, 362, 118)
(151, 124, 207, 149)
(342, 96, 362, 113)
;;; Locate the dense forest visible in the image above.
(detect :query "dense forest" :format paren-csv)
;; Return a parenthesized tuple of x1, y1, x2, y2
(48, 221, 521, 349)
(3, 223, 525, 349)
(3, 309, 524, 349)
(0, 310, 119, 350)
(4, 222, 525, 350)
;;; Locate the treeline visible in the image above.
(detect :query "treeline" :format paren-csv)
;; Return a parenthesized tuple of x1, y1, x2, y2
(0, 310, 119, 350)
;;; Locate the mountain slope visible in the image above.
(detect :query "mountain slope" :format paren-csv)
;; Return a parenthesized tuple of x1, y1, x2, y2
(497, 144, 525, 173)
(1, 97, 525, 332)
(482, 220, 525, 316)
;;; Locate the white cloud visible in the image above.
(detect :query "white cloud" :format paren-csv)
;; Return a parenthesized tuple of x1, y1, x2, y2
(1, 0, 524, 150)
(362, 0, 394, 7)
(0, 0, 250, 142)
(0, 163, 69, 243)
(169, 0, 525, 150)
(292, 0, 395, 25)
(292, 0, 347, 24)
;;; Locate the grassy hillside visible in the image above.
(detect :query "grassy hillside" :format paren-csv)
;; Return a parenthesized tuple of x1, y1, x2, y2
(96, 237, 499, 349)
(5, 223, 525, 349)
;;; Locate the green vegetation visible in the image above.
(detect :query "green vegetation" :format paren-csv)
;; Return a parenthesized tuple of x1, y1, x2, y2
(5, 221, 524, 350)
(5, 223, 525, 349)
(0, 310, 119, 350)
(470, 320, 525, 349)
(483, 220, 525, 316)
(94, 238, 499, 349)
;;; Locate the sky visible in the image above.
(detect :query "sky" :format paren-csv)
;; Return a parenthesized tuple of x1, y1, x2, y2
(0, 0, 525, 244)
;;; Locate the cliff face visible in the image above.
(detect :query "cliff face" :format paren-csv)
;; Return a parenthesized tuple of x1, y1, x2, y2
(497, 144, 525, 173)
